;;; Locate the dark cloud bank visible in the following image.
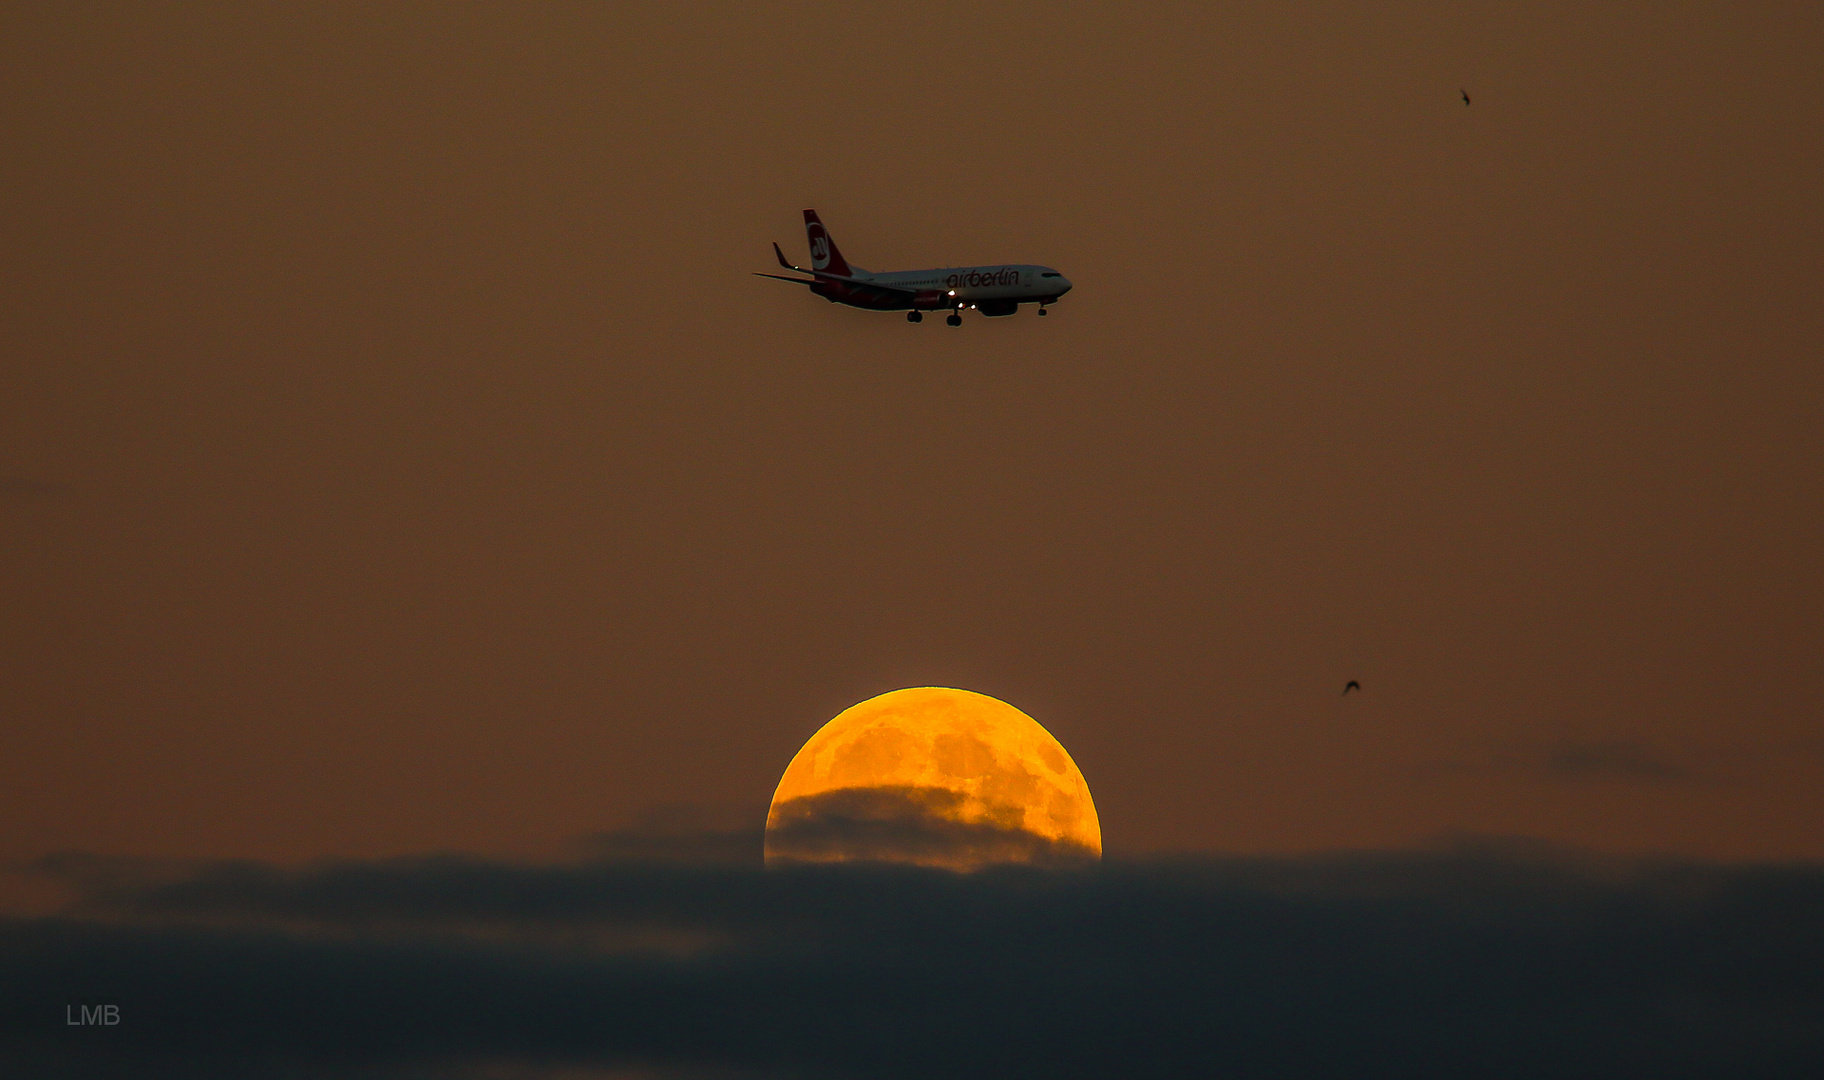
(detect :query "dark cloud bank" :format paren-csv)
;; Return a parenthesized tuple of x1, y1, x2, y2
(6, 844, 1824, 1079)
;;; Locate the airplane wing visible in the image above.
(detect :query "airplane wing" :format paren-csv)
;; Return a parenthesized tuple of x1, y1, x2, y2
(768, 242, 920, 296)
(753, 272, 817, 286)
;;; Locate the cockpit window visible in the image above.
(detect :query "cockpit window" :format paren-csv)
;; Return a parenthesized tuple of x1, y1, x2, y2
(1041, 272, 1061, 277)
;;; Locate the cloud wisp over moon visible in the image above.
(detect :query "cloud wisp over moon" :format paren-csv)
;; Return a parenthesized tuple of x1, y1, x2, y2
(7, 844, 1824, 1078)
(765, 785, 1101, 868)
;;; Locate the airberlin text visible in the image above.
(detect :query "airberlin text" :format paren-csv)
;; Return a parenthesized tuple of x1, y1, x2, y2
(945, 268, 1021, 289)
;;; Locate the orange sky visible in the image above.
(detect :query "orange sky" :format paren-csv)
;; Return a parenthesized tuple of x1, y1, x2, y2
(3, 2, 1821, 875)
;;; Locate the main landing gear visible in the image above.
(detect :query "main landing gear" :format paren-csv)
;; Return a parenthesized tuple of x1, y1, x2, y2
(946, 313, 963, 327)
(906, 311, 922, 323)
(1038, 305, 1049, 316)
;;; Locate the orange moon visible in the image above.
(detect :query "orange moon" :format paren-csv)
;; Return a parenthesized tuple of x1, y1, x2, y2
(764, 687, 1101, 870)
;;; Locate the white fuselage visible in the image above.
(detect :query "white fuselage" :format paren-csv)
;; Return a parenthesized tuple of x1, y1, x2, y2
(849, 264, 1072, 304)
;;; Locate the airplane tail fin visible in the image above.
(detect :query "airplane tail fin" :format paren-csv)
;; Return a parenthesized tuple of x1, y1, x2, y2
(803, 210, 852, 275)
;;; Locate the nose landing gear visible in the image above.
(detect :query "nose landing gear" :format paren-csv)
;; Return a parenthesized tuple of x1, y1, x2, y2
(907, 311, 922, 323)
(946, 313, 963, 326)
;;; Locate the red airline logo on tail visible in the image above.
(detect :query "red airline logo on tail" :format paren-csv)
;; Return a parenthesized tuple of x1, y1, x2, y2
(803, 210, 851, 276)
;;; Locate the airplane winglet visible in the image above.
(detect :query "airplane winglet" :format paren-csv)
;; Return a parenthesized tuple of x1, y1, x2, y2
(773, 242, 797, 271)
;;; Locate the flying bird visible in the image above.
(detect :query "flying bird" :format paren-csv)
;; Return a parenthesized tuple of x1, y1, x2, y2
(1343, 680, 1362, 696)
(1461, 88, 1471, 106)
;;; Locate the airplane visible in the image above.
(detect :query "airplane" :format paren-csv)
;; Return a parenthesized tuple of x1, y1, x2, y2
(756, 210, 1073, 325)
